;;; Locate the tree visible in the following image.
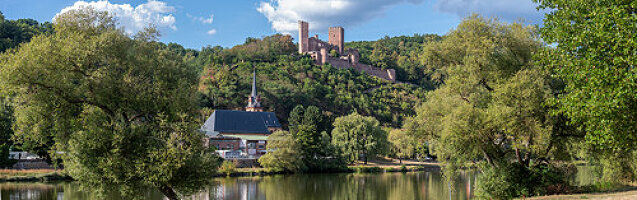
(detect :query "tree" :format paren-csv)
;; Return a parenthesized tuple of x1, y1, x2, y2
(534, 0, 637, 182)
(388, 129, 414, 163)
(285, 105, 343, 171)
(0, 8, 218, 199)
(258, 131, 306, 172)
(405, 15, 575, 198)
(332, 112, 387, 164)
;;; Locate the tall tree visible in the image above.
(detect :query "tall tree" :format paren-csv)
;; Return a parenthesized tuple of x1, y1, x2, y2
(535, 0, 637, 181)
(332, 112, 387, 164)
(0, 8, 218, 199)
(404, 15, 574, 198)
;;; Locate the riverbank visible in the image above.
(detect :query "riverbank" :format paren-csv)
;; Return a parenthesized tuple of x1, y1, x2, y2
(523, 188, 637, 200)
(0, 169, 72, 182)
(217, 160, 442, 177)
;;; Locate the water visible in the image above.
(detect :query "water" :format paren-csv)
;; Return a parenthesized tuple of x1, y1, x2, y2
(0, 170, 477, 200)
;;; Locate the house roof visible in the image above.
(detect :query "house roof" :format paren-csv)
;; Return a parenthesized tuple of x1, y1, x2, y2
(201, 110, 281, 135)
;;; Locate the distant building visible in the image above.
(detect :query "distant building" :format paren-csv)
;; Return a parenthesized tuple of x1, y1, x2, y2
(298, 20, 396, 83)
(201, 71, 282, 159)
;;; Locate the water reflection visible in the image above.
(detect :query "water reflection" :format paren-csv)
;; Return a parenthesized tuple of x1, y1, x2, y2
(1, 171, 477, 200)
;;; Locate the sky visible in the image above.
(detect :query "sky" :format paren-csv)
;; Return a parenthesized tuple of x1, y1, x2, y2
(0, 0, 547, 49)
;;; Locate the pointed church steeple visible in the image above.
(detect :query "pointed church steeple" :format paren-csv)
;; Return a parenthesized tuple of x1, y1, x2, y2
(246, 69, 263, 112)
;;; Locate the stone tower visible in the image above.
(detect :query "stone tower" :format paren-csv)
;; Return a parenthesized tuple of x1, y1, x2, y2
(246, 70, 264, 112)
(328, 26, 344, 54)
(298, 20, 309, 54)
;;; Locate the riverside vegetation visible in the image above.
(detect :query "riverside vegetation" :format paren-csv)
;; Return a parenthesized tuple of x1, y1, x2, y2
(0, 0, 635, 199)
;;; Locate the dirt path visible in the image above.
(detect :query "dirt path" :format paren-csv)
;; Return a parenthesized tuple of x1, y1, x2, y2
(524, 190, 637, 200)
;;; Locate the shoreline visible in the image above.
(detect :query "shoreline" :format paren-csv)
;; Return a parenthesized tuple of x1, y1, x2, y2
(216, 163, 443, 178)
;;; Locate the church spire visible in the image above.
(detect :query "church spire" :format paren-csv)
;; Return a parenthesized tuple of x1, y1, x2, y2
(251, 70, 258, 97)
(246, 69, 263, 112)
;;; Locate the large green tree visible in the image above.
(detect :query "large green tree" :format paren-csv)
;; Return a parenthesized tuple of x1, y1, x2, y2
(332, 112, 387, 164)
(535, 0, 637, 181)
(404, 15, 575, 198)
(0, 8, 218, 200)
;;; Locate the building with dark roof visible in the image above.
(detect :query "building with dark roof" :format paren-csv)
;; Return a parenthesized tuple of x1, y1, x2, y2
(201, 70, 281, 159)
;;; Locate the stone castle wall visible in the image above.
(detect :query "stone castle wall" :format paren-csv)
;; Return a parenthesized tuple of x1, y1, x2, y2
(298, 20, 396, 83)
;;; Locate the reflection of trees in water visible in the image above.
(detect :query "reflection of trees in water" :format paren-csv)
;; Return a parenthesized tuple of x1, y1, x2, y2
(0, 183, 62, 200)
(211, 171, 476, 200)
(1, 171, 480, 200)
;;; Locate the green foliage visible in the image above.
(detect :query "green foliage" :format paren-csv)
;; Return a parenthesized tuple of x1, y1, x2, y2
(219, 160, 236, 177)
(0, 98, 12, 145)
(347, 34, 442, 87)
(258, 131, 306, 172)
(0, 144, 16, 168)
(0, 8, 218, 199)
(221, 34, 295, 63)
(198, 54, 427, 128)
(0, 12, 54, 53)
(534, 0, 637, 182)
(332, 112, 388, 164)
(404, 15, 579, 198)
(388, 129, 415, 162)
(475, 162, 572, 199)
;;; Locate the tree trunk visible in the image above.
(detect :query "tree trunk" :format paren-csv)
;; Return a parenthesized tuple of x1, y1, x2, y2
(159, 184, 179, 200)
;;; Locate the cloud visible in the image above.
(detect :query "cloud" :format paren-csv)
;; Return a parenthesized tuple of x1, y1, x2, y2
(207, 29, 217, 35)
(435, 0, 545, 23)
(257, 0, 424, 33)
(56, 0, 177, 34)
(188, 13, 214, 24)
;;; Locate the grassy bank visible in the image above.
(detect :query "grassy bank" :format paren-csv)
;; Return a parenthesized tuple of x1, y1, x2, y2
(523, 187, 637, 200)
(0, 169, 73, 182)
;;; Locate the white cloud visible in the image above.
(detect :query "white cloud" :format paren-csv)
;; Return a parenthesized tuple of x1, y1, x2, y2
(207, 29, 217, 35)
(435, 0, 545, 23)
(56, 0, 177, 34)
(257, 0, 424, 33)
(188, 13, 214, 24)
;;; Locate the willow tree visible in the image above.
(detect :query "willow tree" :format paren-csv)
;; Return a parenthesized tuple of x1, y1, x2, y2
(332, 112, 387, 164)
(405, 15, 576, 198)
(0, 8, 218, 200)
(535, 0, 637, 182)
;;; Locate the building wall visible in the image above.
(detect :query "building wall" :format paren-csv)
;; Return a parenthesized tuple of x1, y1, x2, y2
(209, 138, 241, 151)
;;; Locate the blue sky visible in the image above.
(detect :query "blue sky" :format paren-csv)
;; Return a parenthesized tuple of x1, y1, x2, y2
(0, 0, 545, 49)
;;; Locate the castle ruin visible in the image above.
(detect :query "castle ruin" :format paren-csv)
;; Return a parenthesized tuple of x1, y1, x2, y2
(298, 20, 396, 83)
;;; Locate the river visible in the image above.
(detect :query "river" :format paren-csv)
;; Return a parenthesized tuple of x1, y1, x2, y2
(0, 170, 476, 200)
(0, 166, 598, 200)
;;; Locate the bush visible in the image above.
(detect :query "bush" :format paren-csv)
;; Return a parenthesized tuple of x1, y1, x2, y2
(218, 160, 236, 177)
(475, 162, 572, 199)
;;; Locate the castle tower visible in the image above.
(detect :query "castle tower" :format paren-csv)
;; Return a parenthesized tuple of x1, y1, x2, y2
(246, 70, 264, 112)
(298, 20, 309, 54)
(328, 26, 344, 54)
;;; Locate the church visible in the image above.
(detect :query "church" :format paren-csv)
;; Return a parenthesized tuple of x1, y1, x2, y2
(200, 71, 282, 159)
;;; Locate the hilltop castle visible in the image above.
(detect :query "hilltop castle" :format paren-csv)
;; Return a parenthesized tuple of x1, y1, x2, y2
(298, 20, 396, 83)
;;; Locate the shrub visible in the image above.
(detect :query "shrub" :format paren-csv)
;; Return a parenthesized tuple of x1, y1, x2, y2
(219, 161, 236, 177)
(475, 162, 572, 199)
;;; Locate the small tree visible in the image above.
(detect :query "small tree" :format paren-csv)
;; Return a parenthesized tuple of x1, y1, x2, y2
(332, 112, 387, 164)
(388, 129, 414, 163)
(258, 131, 305, 172)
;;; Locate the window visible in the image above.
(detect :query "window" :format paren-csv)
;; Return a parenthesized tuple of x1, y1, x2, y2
(248, 143, 256, 149)
(257, 144, 265, 149)
(227, 144, 234, 149)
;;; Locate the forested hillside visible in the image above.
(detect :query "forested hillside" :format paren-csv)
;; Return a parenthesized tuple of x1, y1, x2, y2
(194, 34, 429, 128)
